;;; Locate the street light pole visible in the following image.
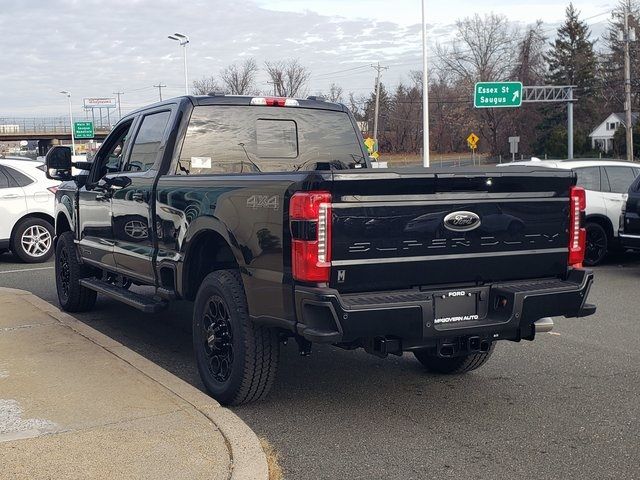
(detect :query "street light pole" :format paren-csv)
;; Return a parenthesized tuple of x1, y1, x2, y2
(168, 33, 190, 95)
(422, 0, 430, 167)
(60, 91, 75, 156)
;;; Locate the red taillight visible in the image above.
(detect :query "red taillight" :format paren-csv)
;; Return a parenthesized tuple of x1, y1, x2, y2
(47, 186, 59, 194)
(290, 191, 332, 282)
(569, 186, 586, 267)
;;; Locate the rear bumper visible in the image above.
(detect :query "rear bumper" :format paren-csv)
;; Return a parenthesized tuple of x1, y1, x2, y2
(619, 233, 640, 250)
(294, 269, 595, 345)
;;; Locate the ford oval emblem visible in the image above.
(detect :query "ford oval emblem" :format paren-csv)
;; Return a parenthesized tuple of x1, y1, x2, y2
(443, 211, 481, 232)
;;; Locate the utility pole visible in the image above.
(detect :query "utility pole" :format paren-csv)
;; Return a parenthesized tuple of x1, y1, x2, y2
(371, 62, 388, 151)
(113, 91, 124, 120)
(154, 83, 166, 101)
(621, 1, 636, 161)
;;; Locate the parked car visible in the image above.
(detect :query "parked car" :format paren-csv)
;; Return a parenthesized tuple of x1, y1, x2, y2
(0, 159, 59, 262)
(46, 95, 594, 405)
(501, 159, 640, 265)
(619, 173, 640, 250)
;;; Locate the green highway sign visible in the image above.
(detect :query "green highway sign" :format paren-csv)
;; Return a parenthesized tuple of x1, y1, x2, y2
(73, 121, 94, 139)
(474, 82, 523, 108)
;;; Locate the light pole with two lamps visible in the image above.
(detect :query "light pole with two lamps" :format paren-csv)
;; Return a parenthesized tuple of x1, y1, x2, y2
(168, 33, 190, 95)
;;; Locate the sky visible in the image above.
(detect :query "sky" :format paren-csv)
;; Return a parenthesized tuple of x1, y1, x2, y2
(0, 0, 618, 118)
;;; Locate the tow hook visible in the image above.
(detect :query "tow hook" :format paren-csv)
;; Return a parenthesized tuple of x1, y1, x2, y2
(534, 317, 554, 333)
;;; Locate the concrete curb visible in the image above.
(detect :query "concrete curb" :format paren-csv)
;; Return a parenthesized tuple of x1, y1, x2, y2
(0, 287, 269, 480)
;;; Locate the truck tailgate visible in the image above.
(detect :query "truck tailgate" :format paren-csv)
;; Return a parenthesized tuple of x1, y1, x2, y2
(329, 168, 574, 292)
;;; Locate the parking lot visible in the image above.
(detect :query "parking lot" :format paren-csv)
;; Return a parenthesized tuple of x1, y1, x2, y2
(0, 251, 638, 479)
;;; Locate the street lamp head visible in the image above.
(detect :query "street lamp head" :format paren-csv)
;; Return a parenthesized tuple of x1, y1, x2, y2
(60, 91, 70, 96)
(168, 32, 189, 45)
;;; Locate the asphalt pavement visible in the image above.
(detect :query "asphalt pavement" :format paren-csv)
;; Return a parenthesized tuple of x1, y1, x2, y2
(1, 251, 638, 479)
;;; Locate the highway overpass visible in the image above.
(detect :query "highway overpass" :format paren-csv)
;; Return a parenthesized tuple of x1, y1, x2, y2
(0, 117, 111, 154)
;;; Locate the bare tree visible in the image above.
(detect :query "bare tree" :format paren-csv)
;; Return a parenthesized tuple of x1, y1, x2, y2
(327, 83, 344, 103)
(436, 13, 519, 85)
(192, 76, 222, 95)
(221, 58, 258, 95)
(435, 14, 521, 154)
(264, 59, 311, 97)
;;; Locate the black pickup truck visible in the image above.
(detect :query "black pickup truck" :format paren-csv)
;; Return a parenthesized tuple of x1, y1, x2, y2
(45, 94, 595, 405)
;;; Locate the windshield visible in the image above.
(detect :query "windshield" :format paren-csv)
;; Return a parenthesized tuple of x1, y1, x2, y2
(177, 105, 365, 175)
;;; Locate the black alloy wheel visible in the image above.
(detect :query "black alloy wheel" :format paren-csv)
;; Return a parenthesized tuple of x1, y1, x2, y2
(584, 223, 608, 266)
(57, 247, 71, 303)
(201, 295, 234, 383)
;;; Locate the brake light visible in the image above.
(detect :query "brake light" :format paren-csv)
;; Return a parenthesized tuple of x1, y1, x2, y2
(568, 186, 586, 267)
(290, 191, 332, 282)
(250, 97, 299, 107)
(47, 186, 59, 194)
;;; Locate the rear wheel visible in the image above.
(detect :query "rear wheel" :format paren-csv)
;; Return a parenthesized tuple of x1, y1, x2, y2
(584, 222, 608, 266)
(55, 232, 97, 312)
(11, 217, 54, 263)
(193, 270, 279, 405)
(414, 343, 495, 374)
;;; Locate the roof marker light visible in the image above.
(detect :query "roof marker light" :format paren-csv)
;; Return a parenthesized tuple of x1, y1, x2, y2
(250, 97, 299, 107)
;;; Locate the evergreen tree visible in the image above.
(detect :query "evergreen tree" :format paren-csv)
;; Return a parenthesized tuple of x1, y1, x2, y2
(540, 3, 599, 155)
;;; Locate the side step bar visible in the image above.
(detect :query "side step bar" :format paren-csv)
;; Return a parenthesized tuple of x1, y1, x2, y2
(79, 278, 168, 313)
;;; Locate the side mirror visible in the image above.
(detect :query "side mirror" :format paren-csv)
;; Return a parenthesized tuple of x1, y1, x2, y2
(45, 146, 72, 180)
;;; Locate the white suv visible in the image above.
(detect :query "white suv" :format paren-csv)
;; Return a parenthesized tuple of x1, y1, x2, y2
(501, 159, 640, 265)
(0, 159, 60, 262)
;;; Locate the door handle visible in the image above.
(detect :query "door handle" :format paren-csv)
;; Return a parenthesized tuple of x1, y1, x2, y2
(0, 193, 21, 199)
(95, 193, 110, 201)
(131, 191, 146, 202)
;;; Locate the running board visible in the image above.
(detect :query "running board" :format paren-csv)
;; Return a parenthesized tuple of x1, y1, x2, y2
(79, 278, 168, 313)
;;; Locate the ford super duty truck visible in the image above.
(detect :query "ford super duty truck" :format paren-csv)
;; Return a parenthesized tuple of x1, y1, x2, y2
(45, 94, 595, 405)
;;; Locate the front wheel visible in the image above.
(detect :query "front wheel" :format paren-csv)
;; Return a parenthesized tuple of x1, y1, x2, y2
(55, 232, 97, 312)
(11, 217, 54, 263)
(193, 270, 279, 405)
(584, 222, 608, 266)
(414, 343, 496, 374)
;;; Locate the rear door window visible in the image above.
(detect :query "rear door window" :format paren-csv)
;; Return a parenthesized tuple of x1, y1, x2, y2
(574, 167, 600, 191)
(0, 168, 10, 188)
(603, 166, 636, 194)
(177, 106, 364, 175)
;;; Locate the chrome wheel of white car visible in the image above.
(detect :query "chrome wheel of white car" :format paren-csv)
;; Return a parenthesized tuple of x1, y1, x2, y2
(21, 225, 52, 258)
(11, 217, 55, 263)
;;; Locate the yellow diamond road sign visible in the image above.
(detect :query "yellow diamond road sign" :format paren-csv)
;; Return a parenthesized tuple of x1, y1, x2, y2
(467, 133, 479, 149)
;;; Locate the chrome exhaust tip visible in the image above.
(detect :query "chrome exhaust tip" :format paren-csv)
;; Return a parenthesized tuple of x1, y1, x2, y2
(534, 317, 554, 333)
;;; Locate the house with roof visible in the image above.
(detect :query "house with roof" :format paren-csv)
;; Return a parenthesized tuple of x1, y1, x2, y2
(589, 112, 638, 153)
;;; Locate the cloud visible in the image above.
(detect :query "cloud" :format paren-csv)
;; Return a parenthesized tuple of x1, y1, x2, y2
(0, 0, 614, 117)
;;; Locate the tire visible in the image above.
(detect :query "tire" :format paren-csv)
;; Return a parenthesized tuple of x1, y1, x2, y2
(584, 222, 608, 266)
(55, 231, 97, 312)
(11, 217, 54, 263)
(414, 343, 496, 374)
(193, 270, 279, 405)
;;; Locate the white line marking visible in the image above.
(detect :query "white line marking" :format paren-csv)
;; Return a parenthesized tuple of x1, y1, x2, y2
(0, 266, 54, 274)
